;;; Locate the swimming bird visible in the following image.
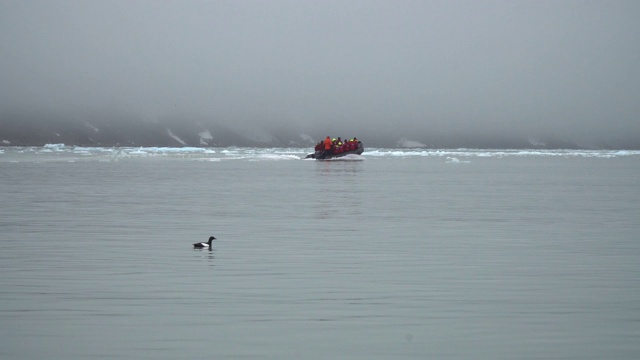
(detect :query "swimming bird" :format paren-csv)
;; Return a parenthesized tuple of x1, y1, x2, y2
(193, 236, 216, 249)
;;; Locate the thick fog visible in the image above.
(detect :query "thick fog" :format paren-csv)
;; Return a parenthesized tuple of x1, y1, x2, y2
(1, 0, 639, 148)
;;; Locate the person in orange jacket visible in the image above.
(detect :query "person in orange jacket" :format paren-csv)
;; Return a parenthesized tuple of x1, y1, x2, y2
(324, 136, 332, 150)
(323, 136, 332, 158)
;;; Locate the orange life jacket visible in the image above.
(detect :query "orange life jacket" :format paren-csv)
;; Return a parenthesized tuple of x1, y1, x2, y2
(324, 137, 332, 150)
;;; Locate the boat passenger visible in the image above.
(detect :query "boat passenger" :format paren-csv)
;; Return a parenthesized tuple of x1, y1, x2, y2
(323, 136, 333, 157)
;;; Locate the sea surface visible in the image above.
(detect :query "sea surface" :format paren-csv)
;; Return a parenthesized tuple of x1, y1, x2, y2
(1, 145, 640, 360)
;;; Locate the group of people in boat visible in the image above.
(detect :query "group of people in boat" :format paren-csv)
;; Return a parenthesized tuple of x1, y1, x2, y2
(315, 136, 361, 156)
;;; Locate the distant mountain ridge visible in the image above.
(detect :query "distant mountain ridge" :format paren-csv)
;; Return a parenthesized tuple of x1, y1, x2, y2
(1, 112, 637, 149)
(0, 113, 316, 148)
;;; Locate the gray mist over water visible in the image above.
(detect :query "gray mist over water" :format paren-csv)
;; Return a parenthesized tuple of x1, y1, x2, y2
(1, 1, 640, 148)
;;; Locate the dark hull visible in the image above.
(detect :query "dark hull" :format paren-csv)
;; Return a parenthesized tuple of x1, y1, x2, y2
(306, 143, 364, 160)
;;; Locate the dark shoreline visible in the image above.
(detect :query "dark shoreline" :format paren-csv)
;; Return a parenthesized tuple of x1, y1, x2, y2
(2, 114, 638, 150)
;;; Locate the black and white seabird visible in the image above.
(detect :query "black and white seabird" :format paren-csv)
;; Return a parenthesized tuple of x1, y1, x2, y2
(193, 236, 216, 249)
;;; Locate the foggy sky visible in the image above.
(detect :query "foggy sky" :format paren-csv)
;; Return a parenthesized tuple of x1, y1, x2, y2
(1, 0, 639, 147)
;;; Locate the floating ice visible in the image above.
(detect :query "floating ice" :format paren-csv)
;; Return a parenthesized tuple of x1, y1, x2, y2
(446, 157, 471, 163)
(1, 146, 639, 163)
(43, 143, 66, 151)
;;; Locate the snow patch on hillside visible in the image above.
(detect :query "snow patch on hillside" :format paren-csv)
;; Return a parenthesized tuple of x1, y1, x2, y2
(300, 133, 315, 143)
(167, 129, 187, 146)
(528, 137, 547, 147)
(199, 130, 213, 145)
(397, 138, 426, 148)
(85, 122, 100, 133)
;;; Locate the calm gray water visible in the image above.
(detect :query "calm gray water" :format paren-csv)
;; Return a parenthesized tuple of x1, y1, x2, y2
(1, 147, 639, 359)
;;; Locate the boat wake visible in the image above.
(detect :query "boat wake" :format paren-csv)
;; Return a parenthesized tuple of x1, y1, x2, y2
(320, 154, 365, 161)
